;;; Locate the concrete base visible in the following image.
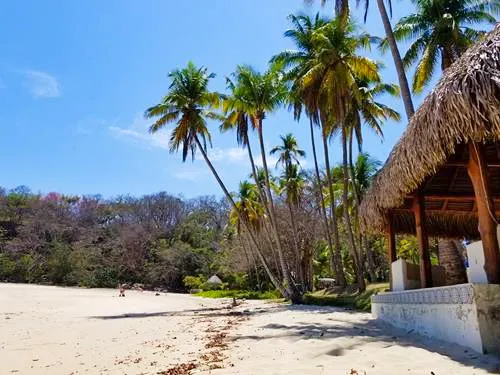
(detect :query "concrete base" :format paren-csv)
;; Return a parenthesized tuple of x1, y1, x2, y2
(372, 284, 500, 355)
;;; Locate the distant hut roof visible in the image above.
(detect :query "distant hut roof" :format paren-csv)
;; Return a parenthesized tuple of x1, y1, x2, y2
(207, 275, 223, 284)
(359, 24, 500, 238)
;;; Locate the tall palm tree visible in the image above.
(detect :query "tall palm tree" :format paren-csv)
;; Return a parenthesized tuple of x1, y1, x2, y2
(272, 134, 307, 288)
(229, 181, 264, 234)
(270, 133, 306, 171)
(226, 64, 302, 302)
(144, 62, 286, 297)
(339, 79, 399, 289)
(346, 78, 400, 204)
(391, 0, 499, 93)
(272, 13, 347, 286)
(279, 163, 311, 290)
(311, 0, 416, 120)
(302, 17, 380, 290)
(221, 81, 269, 212)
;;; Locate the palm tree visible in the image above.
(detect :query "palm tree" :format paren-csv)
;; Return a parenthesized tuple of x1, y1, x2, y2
(282, 165, 313, 290)
(270, 133, 306, 171)
(225, 64, 302, 302)
(273, 134, 308, 289)
(302, 17, 381, 290)
(346, 78, 400, 204)
(221, 80, 269, 211)
(145, 62, 286, 297)
(391, 0, 499, 93)
(272, 13, 347, 286)
(311, 0, 416, 120)
(229, 181, 264, 234)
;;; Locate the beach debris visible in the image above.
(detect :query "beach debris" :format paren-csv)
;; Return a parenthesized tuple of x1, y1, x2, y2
(157, 362, 197, 375)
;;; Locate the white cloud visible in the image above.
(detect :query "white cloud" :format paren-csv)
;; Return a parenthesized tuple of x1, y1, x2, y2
(109, 115, 170, 150)
(209, 147, 247, 163)
(23, 70, 61, 98)
(109, 115, 251, 166)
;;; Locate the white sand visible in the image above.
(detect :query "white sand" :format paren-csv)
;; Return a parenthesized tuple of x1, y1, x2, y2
(1, 284, 499, 375)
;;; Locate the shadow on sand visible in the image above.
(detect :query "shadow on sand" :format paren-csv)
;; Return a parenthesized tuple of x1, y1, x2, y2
(90, 303, 500, 373)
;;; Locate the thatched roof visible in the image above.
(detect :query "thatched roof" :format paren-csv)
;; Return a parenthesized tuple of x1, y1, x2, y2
(207, 275, 223, 284)
(360, 23, 500, 236)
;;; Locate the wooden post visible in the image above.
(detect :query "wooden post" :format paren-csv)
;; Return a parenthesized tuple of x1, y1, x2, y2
(386, 212, 397, 290)
(413, 195, 433, 288)
(467, 142, 500, 283)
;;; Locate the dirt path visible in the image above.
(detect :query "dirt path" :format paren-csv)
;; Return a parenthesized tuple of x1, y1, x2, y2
(1, 284, 499, 375)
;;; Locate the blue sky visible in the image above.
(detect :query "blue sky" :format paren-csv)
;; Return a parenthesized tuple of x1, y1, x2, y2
(0, 0, 442, 198)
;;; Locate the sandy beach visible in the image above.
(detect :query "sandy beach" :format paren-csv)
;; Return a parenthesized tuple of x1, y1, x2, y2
(1, 283, 499, 375)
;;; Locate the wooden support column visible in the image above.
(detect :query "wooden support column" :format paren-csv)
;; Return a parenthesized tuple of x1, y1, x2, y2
(413, 194, 433, 288)
(467, 142, 500, 284)
(386, 212, 397, 263)
(386, 212, 397, 290)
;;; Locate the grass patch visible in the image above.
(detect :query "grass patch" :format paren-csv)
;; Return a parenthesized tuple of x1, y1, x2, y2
(303, 283, 389, 312)
(195, 289, 281, 300)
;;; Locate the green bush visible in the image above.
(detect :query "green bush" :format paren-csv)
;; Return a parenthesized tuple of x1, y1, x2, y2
(0, 254, 16, 280)
(183, 275, 207, 290)
(195, 289, 281, 300)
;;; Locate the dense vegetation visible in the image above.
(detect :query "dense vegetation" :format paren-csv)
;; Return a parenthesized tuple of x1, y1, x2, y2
(142, 0, 497, 302)
(2, 0, 497, 303)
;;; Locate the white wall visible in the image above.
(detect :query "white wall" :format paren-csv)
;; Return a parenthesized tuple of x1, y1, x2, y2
(372, 301, 483, 353)
(466, 241, 488, 283)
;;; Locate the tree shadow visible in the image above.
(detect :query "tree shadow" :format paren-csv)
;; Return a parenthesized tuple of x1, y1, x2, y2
(89, 304, 285, 320)
(231, 306, 500, 373)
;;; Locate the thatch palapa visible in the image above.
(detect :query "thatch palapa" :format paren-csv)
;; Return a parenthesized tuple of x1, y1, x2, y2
(359, 23, 500, 237)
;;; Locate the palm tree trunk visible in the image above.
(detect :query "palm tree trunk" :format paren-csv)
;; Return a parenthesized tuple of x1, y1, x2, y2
(438, 239, 467, 285)
(241, 232, 262, 291)
(310, 117, 340, 282)
(376, 0, 415, 119)
(321, 126, 347, 287)
(194, 135, 286, 296)
(341, 129, 365, 291)
(245, 133, 283, 280)
(255, 119, 302, 303)
(287, 201, 304, 290)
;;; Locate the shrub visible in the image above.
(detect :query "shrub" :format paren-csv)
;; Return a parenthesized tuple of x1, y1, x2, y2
(183, 275, 207, 290)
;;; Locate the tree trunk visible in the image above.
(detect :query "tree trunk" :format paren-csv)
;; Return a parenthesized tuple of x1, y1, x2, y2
(194, 135, 286, 296)
(255, 118, 302, 303)
(288, 202, 304, 290)
(438, 239, 467, 285)
(245, 132, 283, 281)
(376, 0, 415, 120)
(310, 117, 340, 283)
(321, 126, 347, 287)
(364, 235, 378, 282)
(341, 129, 365, 291)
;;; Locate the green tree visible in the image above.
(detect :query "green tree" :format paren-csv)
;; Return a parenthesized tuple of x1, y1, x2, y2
(272, 13, 346, 286)
(302, 16, 380, 290)
(224, 64, 302, 302)
(145, 62, 286, 297)
(270, 133, 306, 173)
(392, 0, 499, 92)
(312, 0, 416, 120)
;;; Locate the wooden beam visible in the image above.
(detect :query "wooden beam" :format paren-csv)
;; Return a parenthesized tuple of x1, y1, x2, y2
(442, 199, 449, 211)
(413, 194, 433, 288)
(467, 142, 500, 284)
(407, 194, 500, 201)
(386, 213, 397, 263)
(445, 161, 500, 168)
(386, 212, 397, 290)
